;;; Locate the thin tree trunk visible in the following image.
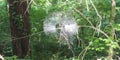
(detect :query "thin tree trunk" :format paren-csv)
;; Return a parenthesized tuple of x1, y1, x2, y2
(7, 0, 30, 58)
(107, 0, 116, 60)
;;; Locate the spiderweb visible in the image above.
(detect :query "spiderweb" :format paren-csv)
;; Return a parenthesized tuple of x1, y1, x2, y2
(43, 12, 78, 48)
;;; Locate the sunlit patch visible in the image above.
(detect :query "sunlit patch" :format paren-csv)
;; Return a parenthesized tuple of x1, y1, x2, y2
(0, 54, 4, 60)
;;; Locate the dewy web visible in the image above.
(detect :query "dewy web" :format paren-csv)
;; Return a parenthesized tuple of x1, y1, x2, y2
(43, 12, 78, 46)
(44, 12, 78, 59)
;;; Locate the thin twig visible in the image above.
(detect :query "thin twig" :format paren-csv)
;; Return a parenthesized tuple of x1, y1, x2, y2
(78, 41, 92, 60)
(85, 0, 89, 12)
(24, 0, 33, 15)
(82, 43, 91, 60)
(79, 0, 83, 4)
(10, 31, 44, 41)
(89, 0, 102, 36)
(79, 25, 110, 39)
(77, 25, 110, 59)
(74, 8, 94, 27)
(89, 0, 102, 20)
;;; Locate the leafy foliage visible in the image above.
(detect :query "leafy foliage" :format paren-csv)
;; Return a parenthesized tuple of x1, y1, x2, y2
(0, 0, 120, 60)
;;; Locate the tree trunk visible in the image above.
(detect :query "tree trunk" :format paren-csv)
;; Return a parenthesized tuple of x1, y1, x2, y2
(107, 0, 116, 60)
(7, 0, 30, 58)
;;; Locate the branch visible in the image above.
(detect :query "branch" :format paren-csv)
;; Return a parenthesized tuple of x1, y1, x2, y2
(85, 0, 89, 12)
(110, 0, 116, 24)
(74, 8, 94, 27)
(89, 0, 102, 20)
(107, 0, 116, 60)
(89, 0, 102, 36)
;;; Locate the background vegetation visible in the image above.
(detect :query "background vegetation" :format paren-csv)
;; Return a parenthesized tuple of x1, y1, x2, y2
(0, 0, 120, 60)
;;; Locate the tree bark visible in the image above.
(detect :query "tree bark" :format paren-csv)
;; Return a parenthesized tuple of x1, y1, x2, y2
(7, 0, 30, 58)
(107, 0, 116, 60)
